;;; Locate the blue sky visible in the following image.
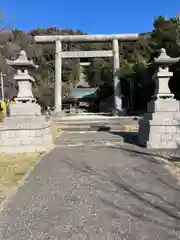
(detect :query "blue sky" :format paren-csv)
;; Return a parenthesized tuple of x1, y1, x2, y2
(1, 0, 180, 34)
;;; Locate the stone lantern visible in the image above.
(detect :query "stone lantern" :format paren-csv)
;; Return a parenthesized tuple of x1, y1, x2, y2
(6, 50, 41, 116)
(152, 48, 179, 99)
(0, 50, 53, 154)
(138, 48, 180, 149)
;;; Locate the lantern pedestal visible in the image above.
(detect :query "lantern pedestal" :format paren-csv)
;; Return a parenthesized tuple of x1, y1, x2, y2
(0, 116, 52, 154)
(139, 98, 180, 148)
(138, 49, 180, 149)
(8, 102, 41, 117)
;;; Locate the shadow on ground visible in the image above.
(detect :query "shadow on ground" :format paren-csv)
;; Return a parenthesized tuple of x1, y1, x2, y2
(104, 129, 180, 163)
(110, 130, 138, 145)
(62, 150, 180, 239)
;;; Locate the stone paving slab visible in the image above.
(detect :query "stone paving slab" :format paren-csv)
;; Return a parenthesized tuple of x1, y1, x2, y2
(0, 132, 180, 239)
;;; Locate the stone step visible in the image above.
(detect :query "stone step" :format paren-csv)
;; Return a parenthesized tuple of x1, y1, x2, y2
(53, 116, 140, 124)
(56, 124, 139, 132)
(53, 120, 138, 125)
(58, 123, 138, 128)
(53, 115, 139, 120)
(52, 115, 139, 132)
(58, 125, 109, 131)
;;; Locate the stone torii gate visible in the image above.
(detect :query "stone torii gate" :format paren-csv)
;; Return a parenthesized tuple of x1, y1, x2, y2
(35, 34, 138, 115)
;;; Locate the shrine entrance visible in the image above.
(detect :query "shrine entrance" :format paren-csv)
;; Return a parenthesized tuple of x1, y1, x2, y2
(35, 34, 138, 115)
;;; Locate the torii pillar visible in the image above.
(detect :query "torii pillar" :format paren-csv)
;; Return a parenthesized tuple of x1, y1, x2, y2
(55, 40, 62, 113)
(112, 39, 122, 115)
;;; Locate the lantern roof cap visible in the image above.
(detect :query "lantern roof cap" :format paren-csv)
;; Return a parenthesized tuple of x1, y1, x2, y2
(6, 50, 38, 69)
(154, 48, 180, 65)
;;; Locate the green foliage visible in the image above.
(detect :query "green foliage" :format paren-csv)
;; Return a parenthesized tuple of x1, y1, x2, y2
(69, 59, 80, 88)
(176, 15, 180, 47)
(0, 15, 179, 111)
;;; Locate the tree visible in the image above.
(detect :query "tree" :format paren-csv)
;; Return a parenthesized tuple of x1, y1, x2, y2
(0, 15, 180, 111)
(176, 14, 180, 48)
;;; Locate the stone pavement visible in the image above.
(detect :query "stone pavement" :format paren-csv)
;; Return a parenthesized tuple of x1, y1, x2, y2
(0, 132, 180, 239)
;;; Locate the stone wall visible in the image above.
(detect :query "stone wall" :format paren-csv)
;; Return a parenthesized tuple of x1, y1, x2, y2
(0, 117, 53, 153)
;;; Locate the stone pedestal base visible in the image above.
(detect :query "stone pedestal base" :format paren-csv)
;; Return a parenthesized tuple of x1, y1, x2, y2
(8, 102, 41, 117)
(51, 110, 65, 118)
(0, 116, 53, 154)
(138, 98, 180, 149)
(112, 109, 126, 116)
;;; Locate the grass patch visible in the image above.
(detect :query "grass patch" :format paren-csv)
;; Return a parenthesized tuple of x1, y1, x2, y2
(51, 123, 63, 142)
(155, 156, 180, 185)
(173, 162, 180, 167)
(0, 152, 43, 202)
(165, 163, 180, 185)
(0, 112, 4, 122)
(122, 125, 139, 132)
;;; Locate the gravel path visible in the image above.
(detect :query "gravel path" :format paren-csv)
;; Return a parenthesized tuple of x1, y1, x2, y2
(0, 132, 180, 239)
